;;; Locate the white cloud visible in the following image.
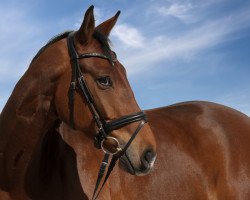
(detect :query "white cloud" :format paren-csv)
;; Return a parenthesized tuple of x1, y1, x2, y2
(0, 4, 44, 111)
(94, 7, 104, 25)
(111, 8, 250, 76)
(153, 0, 228, 24)
(156, 3, 194, 22)
(0, 6, 42, 82)
(112, 24, 145, 48)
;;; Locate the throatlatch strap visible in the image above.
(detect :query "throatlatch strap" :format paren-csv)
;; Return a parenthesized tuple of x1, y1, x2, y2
(67, 31, 77, 129)
(92, 120, 146, 200)
(92, 153, 110, 200)
(69, 82, 75, 128)
(93, 155, 119, 200)
(69, 59, 77, 129)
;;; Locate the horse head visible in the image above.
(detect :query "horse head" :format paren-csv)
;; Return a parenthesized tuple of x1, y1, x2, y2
(51, 6, 156, 175)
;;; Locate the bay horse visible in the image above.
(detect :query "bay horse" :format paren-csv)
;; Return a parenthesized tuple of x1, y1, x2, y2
(58, 101, 250, 200)
(0, 6, 157, 200)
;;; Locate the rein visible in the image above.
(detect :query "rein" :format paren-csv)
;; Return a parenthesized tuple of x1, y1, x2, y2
(67, 32, 147, 199)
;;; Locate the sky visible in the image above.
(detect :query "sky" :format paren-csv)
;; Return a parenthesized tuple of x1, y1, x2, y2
(0, 0, 250, 116)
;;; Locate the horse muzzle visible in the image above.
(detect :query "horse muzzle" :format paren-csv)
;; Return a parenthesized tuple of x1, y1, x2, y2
(119, 149, 157, 176)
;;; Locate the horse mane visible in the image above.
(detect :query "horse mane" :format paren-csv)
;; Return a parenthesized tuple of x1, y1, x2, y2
(93, 30, 112, 60)
(31, 31, 72, 64)
(31, 30, 112, 64)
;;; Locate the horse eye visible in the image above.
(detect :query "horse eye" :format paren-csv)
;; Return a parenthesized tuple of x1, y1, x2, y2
(97, 76, 113, 87)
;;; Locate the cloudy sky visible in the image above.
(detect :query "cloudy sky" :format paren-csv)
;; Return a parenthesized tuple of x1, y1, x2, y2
(0, 0, 250, 115)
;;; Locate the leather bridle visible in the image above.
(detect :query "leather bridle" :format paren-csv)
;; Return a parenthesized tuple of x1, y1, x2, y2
(67, 31, 147, 199)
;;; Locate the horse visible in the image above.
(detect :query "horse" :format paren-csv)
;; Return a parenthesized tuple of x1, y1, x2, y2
(1, 6, 250, 200)
(0, 6, 157, 200)
(57, 101, 250, 200)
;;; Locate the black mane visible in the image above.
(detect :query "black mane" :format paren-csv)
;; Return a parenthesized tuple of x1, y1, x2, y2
(31, 31, 72, 64)
(31, 30, 112, 64)
(93, 30, 112, 59)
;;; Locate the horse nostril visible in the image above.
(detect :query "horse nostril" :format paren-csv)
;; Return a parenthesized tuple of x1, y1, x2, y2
(143, 149, 156, 165)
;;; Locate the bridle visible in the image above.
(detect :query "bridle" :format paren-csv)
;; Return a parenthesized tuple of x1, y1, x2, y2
(67, 31, 147, 199)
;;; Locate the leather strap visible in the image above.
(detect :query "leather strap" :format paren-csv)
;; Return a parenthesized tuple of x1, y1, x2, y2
(92, 120, 146, 200)
(67, 31, 147, 147)
(91, 153, 110, 200)
(78, 53, 110, 60)
(105, 111, 147, 132)
(67, 31, 149, 200)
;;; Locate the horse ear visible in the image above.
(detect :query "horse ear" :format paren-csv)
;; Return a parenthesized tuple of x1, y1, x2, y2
(95, 11, 121, 37)
(75, 5, 95, 44)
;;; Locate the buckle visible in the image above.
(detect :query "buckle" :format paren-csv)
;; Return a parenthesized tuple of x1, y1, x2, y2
(101, 137, 122, 155)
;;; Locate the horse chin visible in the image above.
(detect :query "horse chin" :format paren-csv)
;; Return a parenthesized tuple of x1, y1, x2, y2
(119, 154, 153, 176)
(119, 154, 135, 175)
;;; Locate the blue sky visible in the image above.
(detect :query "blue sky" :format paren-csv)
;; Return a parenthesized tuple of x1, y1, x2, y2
(0, 0, 250, 115)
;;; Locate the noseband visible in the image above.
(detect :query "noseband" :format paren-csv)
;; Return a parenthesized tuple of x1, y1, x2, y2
(67, 31, 147, 199)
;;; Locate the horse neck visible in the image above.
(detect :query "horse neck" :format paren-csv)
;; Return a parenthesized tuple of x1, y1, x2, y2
(0, 39, 68, 191)
(58, 123, 111, 198)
